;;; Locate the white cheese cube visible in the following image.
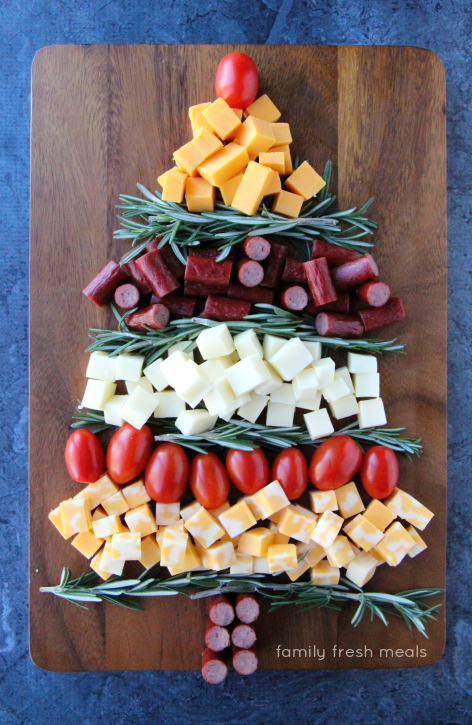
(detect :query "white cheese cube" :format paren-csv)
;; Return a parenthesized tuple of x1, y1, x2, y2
(86, 351, 116, 382)
(175, 360, 212, 408)
(143, 357, 169, 392)
(292, 368, 319, 400)
(269, 338, 313, 381)
(266, 402, 295, 427)
(103, 394, 129, 426)
(254, 362, 283, 395)
(225, 354, 271, 396)
(218, 391, 251, 421)
(121, 386, 158, 429)
(345, 552, 377, 587)
(312, 358, 335, 388)
(203, 377, 236, 416)
(200, 356, 233, 382)
(175, 409, 218, 436)
(263, 334, 286, 360)
(168, 341, 194, 359)
(111, 532, 141, 561)
(304, 408, 334, 440)
(125, 377, 154, 395)
(354, 373, 380, 398)
(302, 341, 322, 362)
(159, 351, 191, 389)
(81, 379, 117, 411)
(358, 398, 387, 428)
(270, 383, 295, 405)
(237, 392, 269, 423)
(155, 502, 180, 525)
(234, 329, 263, 359)
(196, 323, 235, 359)
(321, 375, 350, 403)
(296, 390, 322, 411)
(335, 366, 355, 394)
(347, 352, 377, 374)
(329, 394, 359, 420)
(115, 353, 145, 382)
(219, 408, 235, 422)
(153, 391, 186, 418)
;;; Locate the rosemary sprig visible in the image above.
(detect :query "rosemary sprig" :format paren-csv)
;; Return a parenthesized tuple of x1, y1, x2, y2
(40, 568, 443, 637)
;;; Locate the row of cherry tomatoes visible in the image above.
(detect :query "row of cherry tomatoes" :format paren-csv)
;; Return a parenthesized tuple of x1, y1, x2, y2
(65, 424, 399, 508)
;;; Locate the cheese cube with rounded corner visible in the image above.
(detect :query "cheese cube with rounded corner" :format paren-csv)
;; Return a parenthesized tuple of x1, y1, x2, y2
(155, 502, 180, 526)
(175, 360, 211, 408)
(304, 408, 334, 440)
(139, 534, 161, 569)
(189, 102, 215, 136)
(329, 395, 359, 420)
(375, 522, 415, 566)
(99, 540, 125, 576)
(406, 525, 428, 558)
(238, 527, 275, 557)
(163, 169, 187, 201)
(347, 352, 377, 374)
(263, 334, 286, 360)
(343, 514, 384, 552)
(72, 530, 104, 558)
(321, 376, 350, 403)
(75, 474, 119, 510)
(125, 377, 154, 395)
(251, 480, 290, 520)
(234, 116, 276, 155)
(335, 366, 355, 394)
(231, 162, 274, 215)
(225, 354, 271, 396)
(160, 528, 189, 568)
(198, 143, 249, 187)
(185, 177, 215, 212)
(278, 506, 317, 543)
(271, 190, 304, 219)
(180, 500, 202, 522)
(143, 358, 169, 392)
(202, 98, 242, 140)
(284, 161, 326, 200)
(104, 394, 129, 426)
(266, 402, 295, 427)
(245, 94, 281, 123)
(384, 488, 434, 531)
(115, 354, 145, 382)
(269, 122, 292, 147)
(205, 541, 237, 570)
(48, 504, 68, 538)
(270, 383, 295, 405)
(313, 358, 335, 388)
(185, 507, 225, 548)
(345, 552, 377, 587)
(197, 324, 235, 359)
(310, 560, 340, 585)
(255, 362, 283, 395)
(124, 503, 157, 536)
(259, 151, 285, 174)
(111, 532, 141, 561)
(81, 379, 117, 412)
(309, 489, 338, 514)
(153, 392, 186, 418)
(200, 355, 233, 382)
(92, 513, 124, 539)
(122, 480, 150, 510)
(310, 511, 344, 548)
(270, 338, 313, 381)
(293, 368, 319, 401)
(253, 556, 271, 574)
(325, 535, 358, 568)
(234, 329, 263, 359)
(230, 553, 254, 574)
(102, 490, 130, 517)
(121, 386, 157, 429)
(86, 352, 116, 382)
(296, 391, 322, 411)
(218, 500, 257, 539)
(175, 409, 217, 436)
(193, 126, 224, 160)
(219, 173, 244, 206)
(203, 377, 236, 416)
(358, 398, 387, 429)
(354, 373, 380, 398)
(160, 351, 191, 388)
(268, 543, 298, 573)
(60, 498, 92, 538)
(335, 482, 365, 519)
(173, 139, 204, 176)
(237, 391, 269, 423)
(363, 499, 396, 532)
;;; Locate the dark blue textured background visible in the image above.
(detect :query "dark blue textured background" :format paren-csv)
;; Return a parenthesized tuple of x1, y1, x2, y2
(1, 1, 470, 723)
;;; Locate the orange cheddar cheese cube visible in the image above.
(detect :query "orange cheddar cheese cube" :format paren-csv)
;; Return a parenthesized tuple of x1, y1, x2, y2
(204, 541, 237, 570)
(185, 507, 225, 548)
(278, 505, 317, 543)
(173, 140, 204, 177)
(363, 499, 396, 532)
(122, 479, 151, 510)
(284, 161, 326, 200)
(343, 514, 384, 552)
(406, 525, 428, 558)
(162, 169, 187, 202)
(219, 173, 244, 206)
(231, 162, 274, 215)
(102, 490, 130, 517)
(310, 560, 340, 585)
(90, 549, 113, 580)
(259, 151, 285, 174)
(345, 551, 377, 587)
(325, 535, 357, 568)
(375, 522, 415, 566)
(202, 97, 242, 140)
(75, 474, 119, 510)
(111, 532, 142, 561)
(234, 116, 276, 156)
(193, 127, 223, 160)
(245, 94, 281, 123)
(238, 527, 274, 557)
(264, 171, 282, 196)
(251, 480, 290, 520)
(157, 166, 186, 188)
(218, 500, 257, 539)
(277, 145, 293, 174)
(384, 488, 434, 531)
(310, 510, 344, 548)
(189, 102, 216, 136)
(124, 503, 157, 537)
(139, 534, 161, 569)
(185, 177, 215, 212)
(309, 489, 338, 514)
(60, 498, 92, 538)
(71, 529, 104, 559)
(267, 543, 298, 573)
(197, 143, 249, 187)
(269, 122, 292, 147)
(271, 190, 303, 218)
(335, 481, 365, 519)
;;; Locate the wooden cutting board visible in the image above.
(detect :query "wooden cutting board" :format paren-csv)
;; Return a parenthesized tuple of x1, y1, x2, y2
(29, 44, 447, 672)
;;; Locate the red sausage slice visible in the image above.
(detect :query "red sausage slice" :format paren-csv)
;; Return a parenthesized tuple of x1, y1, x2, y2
(205, 620, 231, 652)
(231, 623, 257, 650)
(235, 593, 260, 623)
(114, 283, 141, 310)
(306, 290, 350, 315)
(311, 239, 359, 266)
(227, 281, 274, 304)
(243, 236, 271, 261)
(150, 293, 196, 318)
(315, 312, 364, 338)
(280, 285, 308, 311)
(282, 258, 306, 284)
(136, 250, 180, 298)
(303, 258, 338, 306)
(204, 296, 251, 321)
(185, 255, 233, 286)
(357, 296, 405, 332)
(235, 258, 265, 288)
(125, 259, 152, 294)
(158, 243, 186, 278)
(260, 243, 287, 288)
(331, 253, 379, 291)
(125, 304, 170, 331)
(184, 281, 228, 298)
(202, 648, 228, 684)
(355, 280, 391, 308)
(209, 594, 235, 626)
(232, 646, 258, 675)
(82, 261, 129, 306)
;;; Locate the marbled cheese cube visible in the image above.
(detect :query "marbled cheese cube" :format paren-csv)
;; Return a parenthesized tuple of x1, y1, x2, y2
(304, 408, 334, 440)
(353, 373, 380, 398)
(197, 324, 235, 359)
(168, 539, 202, 575)
(99, 540, 125, 576)
(238, 391, 269, 423)
(302, 341, 322, 362)
(268, 543, 298, 573)
(358, 398, 387, 429)
(266, 402, 295, 427)
(225, 354, 271, 396)
(143, 357, 169, 392)
(86, 351, 116, 382)
(384, 488, 434, 531)
(115, 353, 145, 381)
(309, 489, 338, 514)
(81, 379, 117, 412)
(251, 481, 290, 520)
(335, 481, 365, 519)
(335, 366, 355, 394)
(92, 513, 124, 539)
(204, 541, 237, 570)
(102, 490, 130, 517)
(111, 532, 141, 561)
(90, 549, 112, 580)
(230, 553, 254, 574)
(343, 514, 384, 552)
(345, 551, 377, 587)
(375, 522, 416, 566)
(312, 358, 335, 388)
(321, 376, 350, 403)
(267, 508, 285, 524)
(125, 377, 154, 395)
(296, 391, 322, 411)
(311, 511, 344, 548)
(270, 383, 295, 405)
(203, 377, 236, 416)
(273, 532, 290, 545)
(292, 368, 319, 401)
(262, 334, 286, 360)
(253, 556, 271, 573)
(242, 495, 264, 521)
(200, 355, 234, 382)
(155, 502, 180, 526)
(218, 500, 257, 538)
(139, 534, 161, 569)
(185, 507, 225, 548)
(175, 409, 217, 436)
(104, 394, 129, 426)
(347, 352, 377, 374)
(363, 499, 396, 532)
(60, 498, 92, 538)
(329, 395, 359, 420)
(180, 500, 202, 522)
(124, 503, 157, 536)
(71, 529, 104, 558)
(310, 560, 340, 585)
(406, 525, 428, 558)
(155, 527, 166, 549)
(122, 480, 150, 510)
(208, 501, 230, 519)
(325, 535, 357, 568)
(269, 338, 313, 381)
(369, 547, 387, 566)
(160, 528, 189, 568)
(238, 527, 274, 557)
(121, 385, 157, 429)
(278, 506, 317, 543)
(75, 474, 119, 510)
(255, 362, 282, 395)
(234, 329, 263, 359)
(48, 504, 68, 538)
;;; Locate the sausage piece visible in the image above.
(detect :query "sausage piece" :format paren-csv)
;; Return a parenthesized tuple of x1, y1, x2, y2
(209, 594, 235, 626)
(204, 296, 251, 321)
(311, 239, 359, 267)
(125, 304, 170, 331)
(357, 296, 405, 332)
(205, 620, 231, 652)
(136, 250, 180, 298)
(282, 258, 306, 284)
(114, 283, 141, 310)
(235, 258, 265, 288)
(125, 259, 152, 295)
(260, 243, 287, 288)
(235, 593, 260, 624)
(145, 237, 163, 253)
(150, 293, 196, 318)
(315, 312, 364, 338)
(185, 255, 233, 286)
(306, 290, 350, 316)
(202, 648, 228, 684)
(303, 258, 338, 307)
(280, 285, 308, 311)
(158, 243, 186, 279)
(82, 261, 129, 306)
(227, 281, 274, 305)
(231, 623, 257, 650)
(184, 281, 228, 298)
(243, 236, 271, 261)
(331, 253, 379, 291)
(355, 280, 391, 308)
(232, 646, 258, 676)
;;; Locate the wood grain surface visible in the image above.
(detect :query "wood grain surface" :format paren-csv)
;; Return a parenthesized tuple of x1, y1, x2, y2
(29, 44, 447, 672)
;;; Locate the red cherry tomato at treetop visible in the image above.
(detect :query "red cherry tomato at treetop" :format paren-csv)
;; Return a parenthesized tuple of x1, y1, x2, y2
(225, 448, 269, 495)
(271, 448, 308, 500)
(215, 53, 259, 109)
(65, 429, 104, 483)
(190, 452, 229, 509)
(145, 442, 189, 503)
(360, 446, 399, 499)
(106, 423, 153, 485)
(309, 435, 363, 490)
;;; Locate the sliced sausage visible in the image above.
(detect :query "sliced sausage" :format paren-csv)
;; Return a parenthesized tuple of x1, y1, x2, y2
(82, 261, 129, 306)
(331, 253, 378, 291)
(114, 283, 141, 310)
(135, 250, 180, 298)
(205, 620, 231, 652)
(227, 281, 274, 305)
(260, 243, 287, 288)
(243, 236, 271, 261)
(204, 296, 251, 321)
(232, 646, 258, 676)
(235, 593, 260, 624)
(158, 243, 186, 278)
(235, 258, 265, 288)
(315, 312, 364, 338)
(202, 648, 228, 684)
(280, 285, 308, 311)
(231, 623, 257, 650)
(184, 281, 228, 298)
(125, 304, 170, 331)
(125, 258, 152, 294)
(357, 296, 405, 332)
(209, 594, 235, 626)
(282, 258, 306, 284)
(303, 258, 338, 306)
(150, 293, 196, 318)
(185, 255, 233, 286)
(145, 236, 163, 253)
(355, 280, 391, 308)
(306, 290, 350, 315)
(311, 239, 359, 267)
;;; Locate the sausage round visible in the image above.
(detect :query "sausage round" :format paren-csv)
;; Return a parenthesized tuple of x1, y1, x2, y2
(357, 296, 405, 332)
(82, 261, 129, 306)
(232, 646, 258, 676)
(114, 283, 141, 310)
(355, 280, 391, 307)
(201, 648, 228, 684)
(331, 254, 379, 291)
(125, 304, 170, 331)
(231, 623, 257, 650)
(243, 236, 271, 261)
(205, 620, 230, 652)
(236, 258, 265, 288)
(204, 295, 251, 321)
(311, 239, 359, 267)
(280, 285, 308, 311)
(235, 593, 260, 624)
(315, 312, 364, 338)
(209, 594, 235, 626)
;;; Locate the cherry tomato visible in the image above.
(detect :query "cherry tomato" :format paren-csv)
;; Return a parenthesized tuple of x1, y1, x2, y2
(309, 435, 363, 490)
(215, 52, 258, 109)
(271, 448, 308, 500)
(106, 423, 153, 485)
(225, 448, 269, 495)
(65, 429, 104, 483)
(145, 442, 189, 503)
(360, 446, 399, 499)
(190, 452, 229, 509)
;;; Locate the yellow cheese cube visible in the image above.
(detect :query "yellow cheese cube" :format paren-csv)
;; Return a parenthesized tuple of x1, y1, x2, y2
(111, 532, 141, 561)
(271, 190, 303, 218)
(278, 505, 317, 543)
(48, 504, 68, 538)
(185, 177, 215, 212)
(75, 474, 119, 510)
(251, 480, 290, 520)
(245, 94, 281, 123)
(231, 162, 274, 215)
(173, 140, 204, 177)
(121, 480, 151, 510)
(92, 513, 124, 539)
(267, 543, 298, 573)
(259, 151, 285, 174)
(154, 502, 180, 526)
(363, 499, 396, 532)
(193, 126, 223, 160)
(232, 108, 243, 120)
(158, 166, 185, 188)
(273, 532, 290, 545)
(384, 488, 434, 531)
(90, 549, 112, 580)
(343, 514, 384, 552)
(345, 552, 377, 587)
(238, 527, 274, 557)
(197, 143, 249, 187)
(99, 540, 125, 576)
(180, 500, 202, 522)
(264, 171, 282, 196)
(219, 173, 244, 206)
(284, 161, 326, 200)
(124, 503, 157, 536)
(309, 489, 338, 514)
(202, 97, 242, 140)
(204, 541, 237, 570)
(277, 145, 293, 174)
(267, 508, 285, 524)
(189, 102, 215, 136)
(310, 510, 344, 548)
(325, 535, 357, 568)
(162, 169, 187, 202)
(208, 501, 231, 519)
(375, 522, 416, 566)
(60, 498, 92, 538)
(335, 481, 365, 519)
(230, 553, 253, 574)
(310, 560, 340, 585)
(185, 507, 225, 548)
(218, 500, 257, 538)
(102, 490, 130, 517)
(71, 529, 104, 558)
(269, 122, 292, 147)
(168, 539, 202, 575)
(139, 534, 161, 569)
(406, 525, 428, 558)
(160, 528, 189, 568)
(234, 116, 276, 156)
